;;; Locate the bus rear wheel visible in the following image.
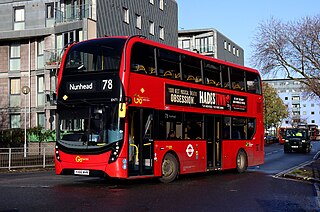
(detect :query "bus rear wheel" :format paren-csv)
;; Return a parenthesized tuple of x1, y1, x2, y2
(159, 153, 179, 183)
(236, 149, 247, 173)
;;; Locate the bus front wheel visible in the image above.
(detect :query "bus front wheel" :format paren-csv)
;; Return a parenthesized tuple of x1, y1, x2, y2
(236, 149, 247, 173)
(159, 153, 179, 183)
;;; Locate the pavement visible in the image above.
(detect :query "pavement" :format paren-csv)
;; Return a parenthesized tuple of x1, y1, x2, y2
(280, 151, 320, 183)
(278, 150, 320, 208)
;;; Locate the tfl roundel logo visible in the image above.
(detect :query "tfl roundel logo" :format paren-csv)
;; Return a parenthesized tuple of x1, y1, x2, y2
(186, 144, 194, 157)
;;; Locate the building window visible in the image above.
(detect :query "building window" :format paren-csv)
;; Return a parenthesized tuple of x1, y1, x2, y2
(159, 26, 164, 40)
(224, 40, 227, 50)
(135, 14, 141, 29)
(37, 39, 44, 69)
(292, 96, 300, 101)
(159, 0, 164, 10)
(228, 43, 231, 52)
(45, 3, 55, 27)
(37, 113, 45, 128)
(123, 7, 129, 24)
(14, 6, 25, 30)
(149, 21, 154, 35)
(46, 3, 54, 19)
(311, 103, 315, 107)
(10, 114, 21, 128)
(311, 120, 315, 124)
(10, 78, 20, 95)
(285, 97, 288, 100)
(10, 43, 20, 71)
(292, 104, 300, 108)
(150, 0, 154, 4)
(9, 78, 20, 107)
(311, 111, 315, 115)
(303, 111, 306, 115)
(208, 37, 214, 52)
(293, 111, 300, 116)
(195, 37, 214, 53)
(37, 75, 45, 107)
(181, 39, 190, 50)
(51, 75, 56, 94)
(236, 49, 239, 57)
(233, 46, 236, 55)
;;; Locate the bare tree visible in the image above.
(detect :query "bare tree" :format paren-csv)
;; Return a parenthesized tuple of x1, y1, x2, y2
(251, 15, 320, 98)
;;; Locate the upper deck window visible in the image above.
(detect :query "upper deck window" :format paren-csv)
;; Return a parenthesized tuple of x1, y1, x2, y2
(158, 48, 180, 79)
(181, 55, 202, 83)
(129, 41, 261, 95)
(230, 68, 245, 91)
(221, 65, 230, 89)
(203, 61, 221, 87)
(131, 43, 156, 75)
(246, 72, 261, 94)
(64, 38, 126, 75)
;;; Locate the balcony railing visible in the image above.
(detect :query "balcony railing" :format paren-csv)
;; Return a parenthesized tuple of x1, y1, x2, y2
(44, 48, 63, 68)
(55, 3, 93, 24)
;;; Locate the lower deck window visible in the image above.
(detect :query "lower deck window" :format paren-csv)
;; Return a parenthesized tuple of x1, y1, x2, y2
(157, 111, 255, 141)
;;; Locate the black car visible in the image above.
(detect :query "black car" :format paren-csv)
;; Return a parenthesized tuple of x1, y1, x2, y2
(284, 128, 311, 153)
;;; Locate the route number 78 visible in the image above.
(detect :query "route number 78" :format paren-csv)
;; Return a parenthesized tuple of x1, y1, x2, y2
(102, 79, 113, 90)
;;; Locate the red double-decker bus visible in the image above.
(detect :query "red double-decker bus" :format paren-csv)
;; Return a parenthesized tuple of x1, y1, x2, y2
(54, 36, 264, 182)
(278, 127, 287, 144)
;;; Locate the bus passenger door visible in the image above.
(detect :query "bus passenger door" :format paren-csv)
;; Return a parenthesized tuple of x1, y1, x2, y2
(207, 116, 222, 169)
(128, 108, 154, 177)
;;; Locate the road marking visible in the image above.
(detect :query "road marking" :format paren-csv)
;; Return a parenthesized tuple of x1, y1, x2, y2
(265, 149, 283, 156)
(273, 160, 313, 179)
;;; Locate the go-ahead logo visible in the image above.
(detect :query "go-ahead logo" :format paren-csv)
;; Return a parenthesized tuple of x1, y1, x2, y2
(186, 144, 194, 157)
(75, 156, 89, 163)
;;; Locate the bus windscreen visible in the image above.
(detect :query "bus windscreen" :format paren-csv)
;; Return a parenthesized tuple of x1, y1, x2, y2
(63, 38, 126, 74)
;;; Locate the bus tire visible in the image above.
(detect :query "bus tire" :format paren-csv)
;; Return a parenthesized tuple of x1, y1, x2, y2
(159, 153, 179, 183)
(236, 149, 247, 173)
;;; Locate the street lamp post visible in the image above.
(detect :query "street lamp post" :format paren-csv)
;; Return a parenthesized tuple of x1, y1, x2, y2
(22, 86, 30, 158)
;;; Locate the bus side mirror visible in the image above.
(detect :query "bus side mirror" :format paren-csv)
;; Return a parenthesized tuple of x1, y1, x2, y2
(119, 103, 126, 118)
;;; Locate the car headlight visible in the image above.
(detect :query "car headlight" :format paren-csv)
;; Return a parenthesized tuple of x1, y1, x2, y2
(302, 140, 306, 143)
(285, 140, 289, 143)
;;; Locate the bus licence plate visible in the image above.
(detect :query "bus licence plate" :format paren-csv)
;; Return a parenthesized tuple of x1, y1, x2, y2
(74, 170, 90, 175)
(291, 146, 298, 148)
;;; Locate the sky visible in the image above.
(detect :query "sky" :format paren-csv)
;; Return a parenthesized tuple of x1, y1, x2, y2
(178, 0, 320, 67)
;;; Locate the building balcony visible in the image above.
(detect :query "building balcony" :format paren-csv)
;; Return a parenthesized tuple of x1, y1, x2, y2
(292, 107, 301, 112)
(55, 3, 93, 24)
(44, 48, 62, 69)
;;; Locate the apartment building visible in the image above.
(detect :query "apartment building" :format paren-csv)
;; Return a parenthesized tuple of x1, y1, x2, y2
(97, 0, 178, 46)
(0, 0, 178, 130)
(178, 28, 244, 65)
(264, 78, 320, 127)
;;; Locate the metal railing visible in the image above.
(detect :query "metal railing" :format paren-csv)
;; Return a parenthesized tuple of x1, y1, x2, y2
(55, 4, 93, 24)
(0, 147, 55, 171)
(44, 48, 63, 67)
